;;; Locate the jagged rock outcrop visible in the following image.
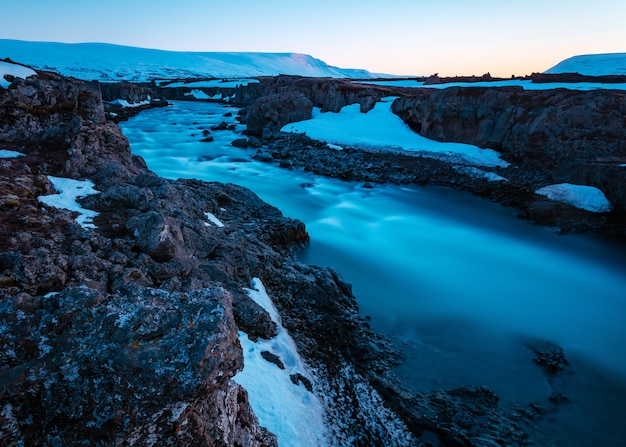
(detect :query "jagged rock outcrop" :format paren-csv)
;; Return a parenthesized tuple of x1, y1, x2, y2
(391, 87, 626, 211)
(0, 285, 276, 446)
(100, 81, 158, 104)
(1, 67, 287, 446)
(242, 76, 398, 136)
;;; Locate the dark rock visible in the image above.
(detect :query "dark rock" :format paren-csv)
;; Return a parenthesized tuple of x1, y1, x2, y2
(231, 138, 249, 148)
(529, 342, 571, 376)
(211, 121, 229, 131)
(0, 285, 276, 446)
(252, 150, 273, 162)
(247, 135, 262, 148)
(200, 136, 214, 142)
(261, 351, 285, 369)
(290, 372, 313, 392)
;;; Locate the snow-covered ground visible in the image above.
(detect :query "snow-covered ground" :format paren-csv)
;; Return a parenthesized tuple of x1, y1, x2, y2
(107, 97, 152, 108)
(357, 79, 626, 91)
(163, 79, 259, 88)
(0, 39, 378, 82)
(233, 278, 329, 447)
(0, 60, 36, 88)
(38, 176, 100, 228)
(536, 183, 613, 213)
(546, 53, 626, 76)
(281, 97, 508, 167)
(204, 211, 225, 228)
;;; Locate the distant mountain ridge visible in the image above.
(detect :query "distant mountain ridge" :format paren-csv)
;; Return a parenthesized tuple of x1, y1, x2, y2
(545, 53, 626, 76)
(0, 39, 381, 81)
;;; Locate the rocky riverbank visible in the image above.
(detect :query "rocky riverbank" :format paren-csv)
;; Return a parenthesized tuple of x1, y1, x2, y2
(0, 63, 599, 446)
(232, 76, 626, 236)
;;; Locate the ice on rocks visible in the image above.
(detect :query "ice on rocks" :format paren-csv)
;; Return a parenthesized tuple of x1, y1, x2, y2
(38, 176, 100, 228)
(0, 61, 37, 89)
(234, 278, 329, 447)
(536, 183, 612, 213)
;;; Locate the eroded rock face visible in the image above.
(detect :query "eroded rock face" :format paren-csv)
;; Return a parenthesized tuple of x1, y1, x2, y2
(0, 68, 289, 446)
(391, 87, 626, 210)
(242, 76, 394, 136)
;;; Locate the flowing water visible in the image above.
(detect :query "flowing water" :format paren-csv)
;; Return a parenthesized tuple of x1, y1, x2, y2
(121, 101, 626, 446)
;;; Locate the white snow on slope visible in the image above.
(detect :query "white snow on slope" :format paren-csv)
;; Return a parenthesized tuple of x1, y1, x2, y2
(0, 60, 36, 89)
(282, 98, 508, 167)
(546, 53, 626, 76)
(535, 183, 612, 213)
(0, 39, 378, 82)
(204, 212, 225, 227)
(108, 97, 152, 108)
(164, 79, 259, 88)
(233, 278, 329, 447)
(358, 79, 626, 91)
(38, 176, 100, 228)
(0, 149, 25, 158)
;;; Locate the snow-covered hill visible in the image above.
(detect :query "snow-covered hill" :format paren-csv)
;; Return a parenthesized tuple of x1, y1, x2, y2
(545, 53, 626, 76)
(0, 39, 379, 82)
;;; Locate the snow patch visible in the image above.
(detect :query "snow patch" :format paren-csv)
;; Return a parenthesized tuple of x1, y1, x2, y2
(165, 79, 259, 88)
(535, 183, 612, 213)
(0, 61, 36, 89)
(546, 53, 626, 76)
(0, 149, 25, 158)
(233, 278, 329, 447)
(204, 212, 225, 228)
(281, 98, 508, 168)
(454, 166, 508, 182)
(184, 89, 210, 100)
(38, 176, 100, 228)
(108, 97, 151, 108)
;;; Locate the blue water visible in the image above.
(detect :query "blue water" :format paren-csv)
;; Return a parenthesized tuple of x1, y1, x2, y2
(121, 101, 626, 445)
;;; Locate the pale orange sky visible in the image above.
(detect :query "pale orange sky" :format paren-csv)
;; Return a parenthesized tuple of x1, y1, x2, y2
(2, 0, 625, 76)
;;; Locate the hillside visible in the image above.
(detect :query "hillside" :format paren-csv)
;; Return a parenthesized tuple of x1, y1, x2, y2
(0, 39, 379, 81)
(545, 53, 626, 76)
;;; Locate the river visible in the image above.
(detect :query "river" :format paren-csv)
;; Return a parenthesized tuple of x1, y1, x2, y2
(121, 100, 626, 446)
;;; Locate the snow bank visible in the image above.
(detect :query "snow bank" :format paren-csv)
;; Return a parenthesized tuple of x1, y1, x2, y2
(233, 278, 328, 447)
(108, 97, 151, 108)
(0, 61, 36, 89)
(454, 166, 507, 182)
(0, 149, 25, 158)
(281, 98, 508, 167)
(38, 176, 100, 228)
(535, 183, 612, 213)
(184, 89, 211, 100)
(165, 79, 259, 88)
(204, 211, 225, 227)
(546, 53, 626, 76)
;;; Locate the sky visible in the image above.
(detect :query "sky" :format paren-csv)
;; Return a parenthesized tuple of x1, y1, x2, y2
(1, 0, 625, 76)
